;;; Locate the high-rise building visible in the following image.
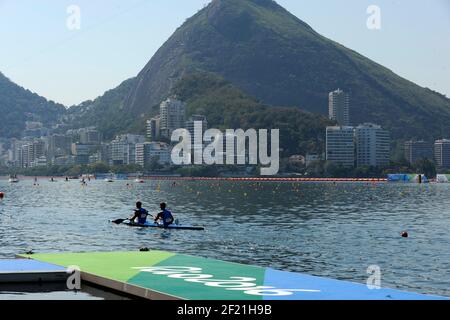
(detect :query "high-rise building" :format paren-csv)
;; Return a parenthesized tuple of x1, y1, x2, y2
(71, 143, 98, 156)
(355, 123, 390, 167)
(326, 126, 355, 167)
(9, 139, 23, 167)
(147, 116, 161, 141)
(404, 140, 433, 164)
(48, 134, 72, 158)
(328, 89, 350, 126)
(185, 115, 208, 138)
(135, 142, 171, 167)
(30, 156, 48, 168)
(17, 140, 46, 168)
(31, 140, 45, 161)
(71, 143, 91, 165)
(185, 115, 208, 162)
(53, 155, 75, 166)
(19, 144, 30, 168)
(99, 143, 111, 164)
(80, 129, 102, 145)
(434, 139, 450, 169)
(160, 97, 186, 138)
(110, 134, 145, 165)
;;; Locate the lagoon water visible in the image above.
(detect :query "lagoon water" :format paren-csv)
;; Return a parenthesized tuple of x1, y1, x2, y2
(0, 178, 450, 297)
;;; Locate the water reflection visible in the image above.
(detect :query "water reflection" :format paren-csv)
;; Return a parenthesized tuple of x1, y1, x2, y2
(0, 179, 449, 297)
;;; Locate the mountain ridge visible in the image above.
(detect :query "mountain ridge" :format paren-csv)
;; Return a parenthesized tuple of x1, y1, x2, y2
(4, 0, 450, 144)
(0, 72, 66, 138)
(115, 0, 450, 140)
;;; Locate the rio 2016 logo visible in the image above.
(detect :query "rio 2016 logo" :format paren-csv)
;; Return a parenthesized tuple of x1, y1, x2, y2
(132, 266, 321, 296)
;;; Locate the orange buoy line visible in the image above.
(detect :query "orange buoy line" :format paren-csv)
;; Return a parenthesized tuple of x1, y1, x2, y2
(142, 176, 387, 183)
(0, 192, 4, 200)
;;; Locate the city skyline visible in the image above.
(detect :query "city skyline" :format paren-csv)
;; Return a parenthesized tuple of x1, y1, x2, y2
(0, 0, 449, 106)
(2, 92, 450, 172)
(2, 0, 450, 305)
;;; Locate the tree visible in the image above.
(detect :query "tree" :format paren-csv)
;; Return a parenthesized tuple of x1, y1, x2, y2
(89, 162, 110, 174)
(324, 162, 351, 178)
(414, 159, 436, 179)
(144, 156, 163, 172)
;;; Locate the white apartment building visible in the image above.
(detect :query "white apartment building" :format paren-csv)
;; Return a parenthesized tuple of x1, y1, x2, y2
(434, 139, 450, 169)
(355, 123, 390, 167)
(147, 116, 161, 142)
(329, 89, 350, 126)
(160, 97, 186, 138)
(135, 142, 171, 166)
(16, 140, 46, 168)
(326, 126, 355, 167)
(110, 134, 145, 165)
(404, 140, 434, 165)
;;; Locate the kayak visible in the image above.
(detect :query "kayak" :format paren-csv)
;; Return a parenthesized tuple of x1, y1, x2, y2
(123, 221, 205, 231)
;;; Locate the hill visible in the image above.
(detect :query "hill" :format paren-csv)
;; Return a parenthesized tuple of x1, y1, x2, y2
(68, 0, 450, 142)
(64, 78, 139, 139)
(0, 72, 65, 138)
(173, 72, 333, 156)
(122, 0, 450, 140)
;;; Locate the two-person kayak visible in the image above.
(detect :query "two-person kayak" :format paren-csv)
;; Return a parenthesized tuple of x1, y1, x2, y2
(123, 221, 204, 231)
(112, 201, 204, 231)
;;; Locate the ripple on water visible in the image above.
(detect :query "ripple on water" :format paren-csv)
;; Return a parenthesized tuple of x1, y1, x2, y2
(0, 179, 450, 297)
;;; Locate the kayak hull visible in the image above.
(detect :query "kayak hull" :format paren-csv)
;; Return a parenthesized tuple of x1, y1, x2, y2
(123, 221, 204, 231)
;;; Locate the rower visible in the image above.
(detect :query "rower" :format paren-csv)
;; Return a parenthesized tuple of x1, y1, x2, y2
(154, 202, 174, 228)
(130, 201, 150, 224)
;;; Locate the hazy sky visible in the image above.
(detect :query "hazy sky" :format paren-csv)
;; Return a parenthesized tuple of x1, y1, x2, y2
(0, 0, 449, 106)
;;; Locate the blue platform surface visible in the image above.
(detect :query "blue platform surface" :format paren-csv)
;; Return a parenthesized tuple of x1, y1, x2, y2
(21, 251, 449, 300)
(263, 268, 447, 300)
(0, 259, 66, 273)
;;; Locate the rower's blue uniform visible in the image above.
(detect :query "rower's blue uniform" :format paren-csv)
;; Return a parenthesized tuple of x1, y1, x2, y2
(136, 208, 149, 224)
(158, 209, 174, 227)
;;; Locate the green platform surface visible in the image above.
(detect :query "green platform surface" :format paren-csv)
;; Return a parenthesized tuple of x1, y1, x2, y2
(21, 251, 447, 300)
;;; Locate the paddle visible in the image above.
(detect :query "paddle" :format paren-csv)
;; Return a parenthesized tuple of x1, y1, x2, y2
(112, 209, 137, 224)
(112, 218, 129, 224)
(112, 211, 154, 225)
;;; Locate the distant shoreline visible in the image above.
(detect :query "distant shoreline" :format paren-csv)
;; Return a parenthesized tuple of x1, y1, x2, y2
(0, 175, 387, 182)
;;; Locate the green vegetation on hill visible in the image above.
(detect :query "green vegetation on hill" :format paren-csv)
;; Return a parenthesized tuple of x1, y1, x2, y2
(7, 0, 446, 149)
(2, 0, 449, 180)
(121, 0, 450, 141)
(0, 72, 65, 138)
(63, 70, 333, 157)
(62, 78, 145, 139)
(173, 72, 333, 156)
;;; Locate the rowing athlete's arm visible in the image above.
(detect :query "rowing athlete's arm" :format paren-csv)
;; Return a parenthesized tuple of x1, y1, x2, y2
(144, 209, 152, 219)
(130, 209, 138, 221)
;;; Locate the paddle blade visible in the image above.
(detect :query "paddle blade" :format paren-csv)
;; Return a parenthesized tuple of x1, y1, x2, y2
(112, 218, 127, 224)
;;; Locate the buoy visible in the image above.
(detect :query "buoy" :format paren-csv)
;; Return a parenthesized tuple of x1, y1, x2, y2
(401, 231, 409, 238)
(0, 192, 4, 199)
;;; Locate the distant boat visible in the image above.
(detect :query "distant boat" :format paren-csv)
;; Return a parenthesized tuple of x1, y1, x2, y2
(105, 172, 115, 182)
(8, 175, 19, 183)
(135, 178, 145, 183)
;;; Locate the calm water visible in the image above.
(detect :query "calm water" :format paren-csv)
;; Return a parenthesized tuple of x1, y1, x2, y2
(0, 178, 449, 297)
